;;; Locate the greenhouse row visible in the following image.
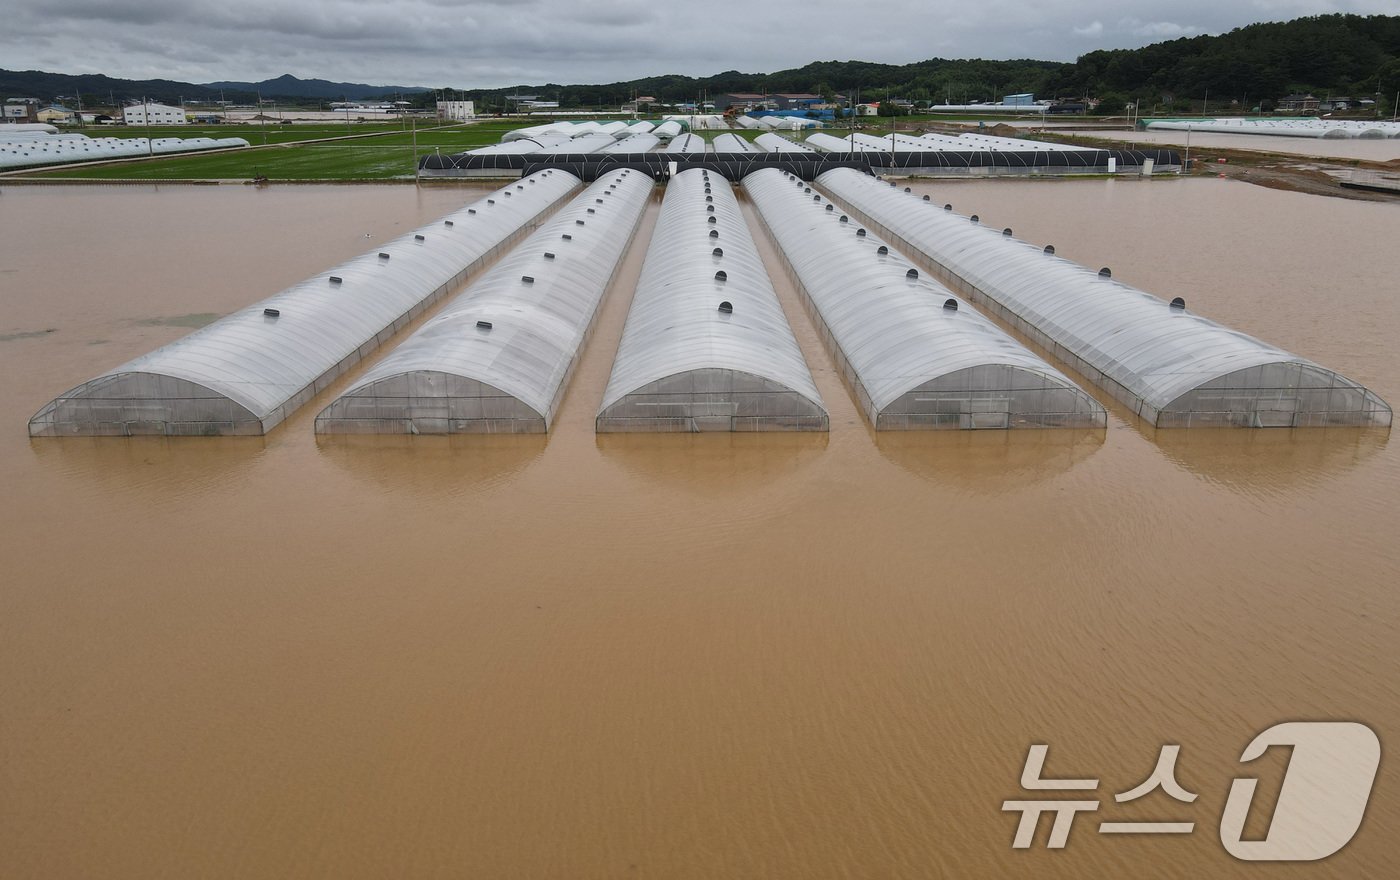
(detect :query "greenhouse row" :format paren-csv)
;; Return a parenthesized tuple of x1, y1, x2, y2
(745, 169, 1105, 429)
(316, 170, 653, 434)
(0, 133, 250, 170)
(597, 168, 827, 432)
(1144, 118, 1400, 139)
(30, 168, 1388, 436)
(817, 168, 1392, 428)
(29, 170, 580, 436)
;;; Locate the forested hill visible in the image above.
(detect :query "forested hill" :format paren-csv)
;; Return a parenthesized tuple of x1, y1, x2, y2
(3, 13, 1396, 112)
(472, 14, 1399, 112)
(1047, 14, 1400, 108)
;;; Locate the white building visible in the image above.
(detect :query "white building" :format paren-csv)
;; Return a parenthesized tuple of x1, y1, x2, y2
(123, 102, 186, 125)
(436, 100, 475, 122)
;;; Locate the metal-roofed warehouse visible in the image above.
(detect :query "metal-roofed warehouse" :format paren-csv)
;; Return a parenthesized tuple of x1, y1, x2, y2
(315, 170, 652, 434)
(746, 169, 1105, 429)
(29, 171, 580, 437)
(818, 168, 1391, 428)
(597, 169, 827, 432)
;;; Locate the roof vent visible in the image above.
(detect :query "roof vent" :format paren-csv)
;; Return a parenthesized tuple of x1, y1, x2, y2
(825, 204, 834, 211)
(1170, 297, 1186, 311)
(706, 205, 715, 212)
(1002, 228, 1012, 236)
(707, 216, 716, 224)
(813, 194, 821, 201)
(562, 233, 572, 240)
(1044, 245, 1055, 255)
(1098, 267, 1112, 278)
(415, 234, 426, 241)
(487, 199, 494, 204)
(587, 208, 595, 214)
(712, 247, 723, 257)
(521, 275, 534, 284)
(444, 219, 455, 226)
(944, 204, 952, 211)
(596, 198, 603, 204)
(877, 245, 889, 255)
(467, 209, 476, 215)
(970, 215, 979, 223)
(378, 252, 390, 260)
(709, 229, 719, 238)
(476, 320, 492, 330)
(718, 301, 733, 314)
(856, 228, 866, 237)
(943, 299, 958, 311)
(715, 270, 727, 282)
(544, 252, 556, 260)
(328, 276, 342, 284)
(906, 268, 919, 279)
(706, 195, 713, 202)
(923, 195, 931, 201)
(804, 187, 811, 193)
(576, 220, 585, 226)
(504, 191, 511, 197)
(904, 187, 912, 193)
(516, 185, 524, 190)
(839, 215, 848, 223)
(263, 308, 280, 318)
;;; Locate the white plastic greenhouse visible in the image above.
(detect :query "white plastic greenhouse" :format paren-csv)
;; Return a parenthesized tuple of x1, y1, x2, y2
(804, 132, 886, 153)
(599, 134, 661, 154)
(30, 170, 581, 436)
(754, 133, 815, 153)
(597, 169, 827, 432)
(818, 168, 1392, 428)
(315, 170, 652, 434)
(665, 133, 706, 154)
(746, 169, 1104, 429)
(712, 133, 757, 153)
(1, 134, 251, 170)
(653, 120, 684, 139)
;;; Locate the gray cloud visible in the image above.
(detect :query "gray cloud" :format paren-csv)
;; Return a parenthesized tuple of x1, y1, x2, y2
(4, 0, 1398, 88)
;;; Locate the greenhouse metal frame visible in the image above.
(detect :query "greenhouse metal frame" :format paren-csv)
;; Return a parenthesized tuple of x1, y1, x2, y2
(746, 169, 1105, 430)
(597, 169, 827, 432)
(30, 170, 580, 437)
(315, 170, 653, 434)
(818, 168, 1391, 428)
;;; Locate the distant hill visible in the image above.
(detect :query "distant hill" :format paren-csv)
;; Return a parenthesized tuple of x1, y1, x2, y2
(5, 13, 1397, 114)
(469, 14, 1399, 113)
(203, 74, 430, 101)
(0, 69, 429, 107)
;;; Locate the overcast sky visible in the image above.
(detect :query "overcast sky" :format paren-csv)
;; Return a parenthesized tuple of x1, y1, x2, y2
(6, 0, 1398, 88)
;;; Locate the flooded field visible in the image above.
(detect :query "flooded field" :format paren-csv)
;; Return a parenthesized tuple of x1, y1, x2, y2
(1076, 127, 1400, 161)
(1, 177, 1397, 878)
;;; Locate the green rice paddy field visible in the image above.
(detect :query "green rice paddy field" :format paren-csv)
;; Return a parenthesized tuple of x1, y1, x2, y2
(8, 119, 997, 181)
(11, 121, 525, 181)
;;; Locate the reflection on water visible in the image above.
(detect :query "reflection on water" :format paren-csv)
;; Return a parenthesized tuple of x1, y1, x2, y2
(317, 434, 547, 497)
(1153, 426, 1389, 491)
(595, 432, 828, 495)
(29, 435, 267, 497)
(876, 428, 1105, 492)
(2, 181, 1398, 879)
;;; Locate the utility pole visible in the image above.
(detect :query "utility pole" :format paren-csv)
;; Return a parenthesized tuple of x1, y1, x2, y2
(141, 96, 153, 156)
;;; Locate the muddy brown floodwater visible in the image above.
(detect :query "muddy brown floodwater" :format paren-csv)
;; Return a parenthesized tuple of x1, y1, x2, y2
(1, 177, 1397, 879)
